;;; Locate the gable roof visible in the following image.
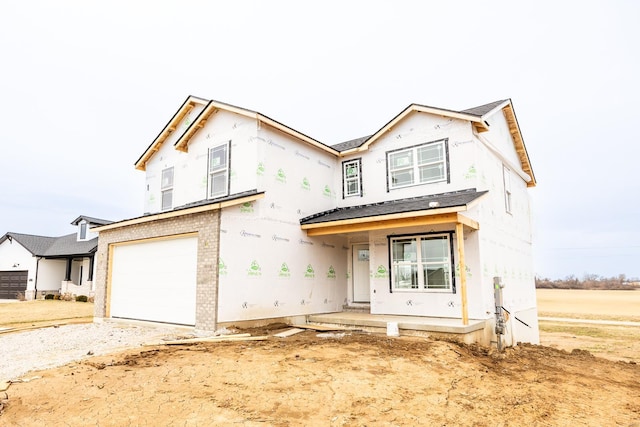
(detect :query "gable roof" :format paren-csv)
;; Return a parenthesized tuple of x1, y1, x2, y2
(332, 99, 535, 187)
(71, 215, 113, 226)
(135, 96, 339, 171)
(0, 232, 97, 257)
(135, 95, 209, 171)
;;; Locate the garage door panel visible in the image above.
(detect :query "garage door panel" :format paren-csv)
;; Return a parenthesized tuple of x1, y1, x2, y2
(110, 237, 197, 326)
(0, 270, 28, 299)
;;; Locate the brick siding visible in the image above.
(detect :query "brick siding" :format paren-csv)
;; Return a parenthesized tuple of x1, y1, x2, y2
(93, 210, 220, 331)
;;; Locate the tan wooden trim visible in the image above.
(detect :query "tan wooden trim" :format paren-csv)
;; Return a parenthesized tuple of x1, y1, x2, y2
(92, 193, 264, 233)
(301, 205, 466, 232)
(109, 232, 199, 248)
(135, 100, 201, 171)
(456, 223, 469, 325)
(174, 104, 218, 153)
(456, 213, 479, 231)
(257, 115, 339, 156)
(304, 212, 461, 236)
(502, 103, 536, 187)
(105, 244, 114, 318)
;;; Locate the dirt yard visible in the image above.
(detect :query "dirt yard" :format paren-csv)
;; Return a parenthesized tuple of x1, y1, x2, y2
(2, 326, 639, 426)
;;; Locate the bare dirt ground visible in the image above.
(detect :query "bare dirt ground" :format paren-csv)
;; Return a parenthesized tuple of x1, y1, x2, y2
(2, 325, 639, 426)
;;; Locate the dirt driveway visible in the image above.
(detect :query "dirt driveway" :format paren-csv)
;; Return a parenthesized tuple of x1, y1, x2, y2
(2, 327, 639, 426)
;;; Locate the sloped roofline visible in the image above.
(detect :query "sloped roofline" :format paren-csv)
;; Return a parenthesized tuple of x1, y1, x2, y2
(135, 95, 209, 171)
(70, 215, 113, 226)
(339, 99, 511, 156)
(173, 98, 338, 156)
(135, 96, 339, 171)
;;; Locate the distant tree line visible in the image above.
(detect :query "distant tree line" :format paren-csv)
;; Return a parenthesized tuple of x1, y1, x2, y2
(535, 274, 640, 290)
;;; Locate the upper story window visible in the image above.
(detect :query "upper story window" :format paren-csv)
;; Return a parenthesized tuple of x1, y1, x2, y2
(209, 142, 230, 199)
(342, 159, 362, 198)
(387, 139, 448, 190)
(161, 167, 174, 211)
(503, 165, 512, 214)
(79, 222, 87, 240)
(390, 233, 453, 293)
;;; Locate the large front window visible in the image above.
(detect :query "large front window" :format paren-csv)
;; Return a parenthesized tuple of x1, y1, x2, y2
(387, 140, 448, 190)
(209, 142, 229, 198)
(390, 234, 453, 292)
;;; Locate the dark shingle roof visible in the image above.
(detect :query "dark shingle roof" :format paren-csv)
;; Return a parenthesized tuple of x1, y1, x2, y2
(0, 233, 57, 256)
(459, 99, 508, 117)
(71, 215, 113, 226)
(1, 232, 97, 257)
(300, 189, 487, 225)
(330, 135, 372, 152)
(42, 233, 98, 256)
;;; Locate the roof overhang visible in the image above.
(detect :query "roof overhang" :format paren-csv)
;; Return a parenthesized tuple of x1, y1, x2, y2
(501, 103, 536, 187)
(173, 99, 339, 156)
(301, 207, 479, 237)
(92, 192, 265, 233)
(339, 104, 492, 156)
(134, 96, 209, 171)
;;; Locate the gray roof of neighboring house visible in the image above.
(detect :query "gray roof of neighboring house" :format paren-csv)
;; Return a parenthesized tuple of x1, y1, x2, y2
(0, 232, 98, 258)
(330, 99, 508, 152)
(300, 189, 488, 225)
(71, 215, 114, 226)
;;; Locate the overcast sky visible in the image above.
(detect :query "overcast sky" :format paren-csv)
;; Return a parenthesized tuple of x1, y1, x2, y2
(1, 1, 638, 280)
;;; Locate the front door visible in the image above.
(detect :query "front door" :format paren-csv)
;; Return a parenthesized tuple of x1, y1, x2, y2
(352, 244, 370, 302)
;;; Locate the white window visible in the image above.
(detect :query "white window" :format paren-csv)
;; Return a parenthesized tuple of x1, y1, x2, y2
(503, 165, 512, 214)
(390, 234, 453, 292)
(343, 159, 362, 197)
(387, 140, 447, 190)
(161, 167, 174, 211)
(79, 222, 87, 240)
(209, 142, 230, 199)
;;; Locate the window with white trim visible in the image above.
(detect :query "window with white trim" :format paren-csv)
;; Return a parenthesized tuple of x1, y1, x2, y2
(208, 142, 230, 199)
(161, 167, 174, 211)
(503, 165, 512, 214)
(387, 139, 447, 190)
(342, 159, 362, 197)
(390, 234, 453, 292)
(79, 222, 87, 240)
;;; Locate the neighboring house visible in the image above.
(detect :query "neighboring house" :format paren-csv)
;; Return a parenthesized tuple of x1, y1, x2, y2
(92, 95, 539, 346)
(0, 216, 112, 300)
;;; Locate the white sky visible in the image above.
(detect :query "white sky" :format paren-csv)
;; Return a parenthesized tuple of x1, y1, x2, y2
(1, 0, 639, 280)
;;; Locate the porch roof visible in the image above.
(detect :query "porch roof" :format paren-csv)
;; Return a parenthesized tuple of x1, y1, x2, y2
(300, 189, 486, 236)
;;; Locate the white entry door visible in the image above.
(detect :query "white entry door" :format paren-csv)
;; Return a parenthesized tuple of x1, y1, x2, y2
(352, 244, 370, 302)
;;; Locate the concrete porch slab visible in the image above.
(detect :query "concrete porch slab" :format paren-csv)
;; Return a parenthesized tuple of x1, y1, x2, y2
(307, 312, 487, 334)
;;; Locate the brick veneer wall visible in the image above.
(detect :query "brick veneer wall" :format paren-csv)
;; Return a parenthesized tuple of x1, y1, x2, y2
(93, 210, 220, 331)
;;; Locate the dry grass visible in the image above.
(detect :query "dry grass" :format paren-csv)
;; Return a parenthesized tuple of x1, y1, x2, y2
(536, 288, 640, 322)
(0, 300, 94, 329)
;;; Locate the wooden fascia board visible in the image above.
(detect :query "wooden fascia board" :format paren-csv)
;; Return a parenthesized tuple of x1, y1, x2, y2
(340, 105, 489, 156)
(92, 193, 265, 233)
(134, 98, 202, 171)
(304, 211, 479, 237)
(256, 114, 339, 156)
(174, 102, 217, 153)
(502, 104, 536, 187)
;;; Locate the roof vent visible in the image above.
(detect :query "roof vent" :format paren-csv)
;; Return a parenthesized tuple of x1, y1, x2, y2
(428, 202, 440, 208)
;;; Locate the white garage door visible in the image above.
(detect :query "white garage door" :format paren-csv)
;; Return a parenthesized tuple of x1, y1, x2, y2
(110, 236, 198, 326)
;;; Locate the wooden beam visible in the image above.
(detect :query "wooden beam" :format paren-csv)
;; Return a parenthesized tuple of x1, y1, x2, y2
(456, 223, 469, 325)
(456, 213, 479, 231)
(305, 212, 460, 236)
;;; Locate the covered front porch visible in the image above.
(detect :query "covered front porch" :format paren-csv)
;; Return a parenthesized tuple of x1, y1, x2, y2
(300, 189, 488, 327)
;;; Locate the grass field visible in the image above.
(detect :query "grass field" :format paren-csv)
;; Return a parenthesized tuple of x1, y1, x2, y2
(536, 288, 640, 322)
(536, 288, 640, 361)
(0, 300, 94, 329)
